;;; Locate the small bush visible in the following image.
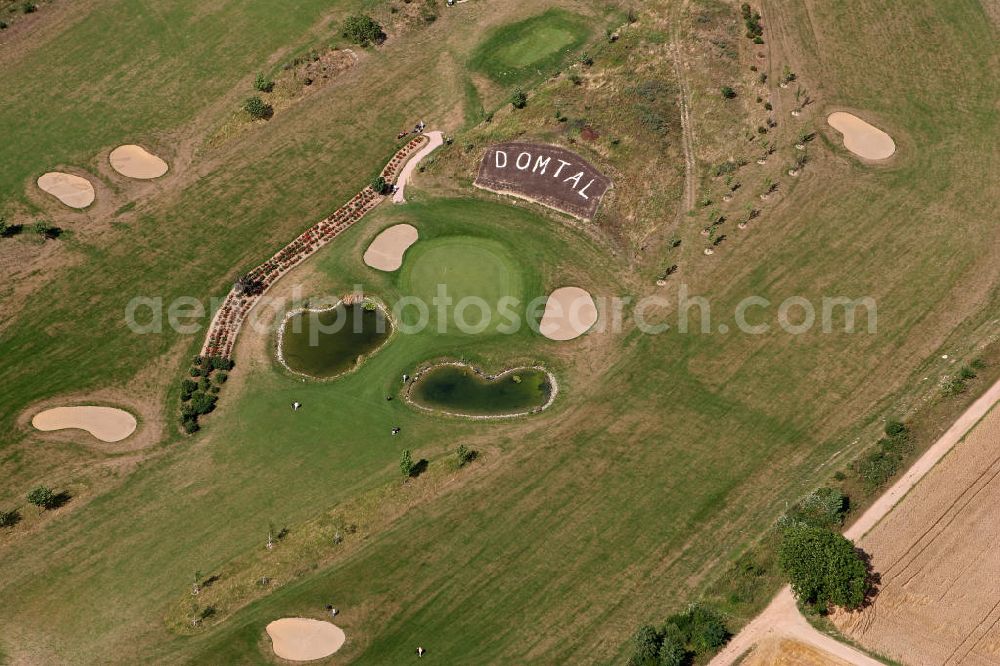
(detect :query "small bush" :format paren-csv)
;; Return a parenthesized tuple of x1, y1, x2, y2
(971, 357, 987, 370)
(0, 509, 20, 528)
(942, 377, 966, 396)
(510, 88, 527, 109)
(371, 175, 388, 194)
(215, 371, 228, 384)
(22, 2, 37, 14)
(189, 392, 218, 416)
(456, 444, 477, 467)
(400, 449, 414, 477)
(253, 73, 274, 93)
(209, 356, 234, 371)
(884, 420, 907, 438)
(32, 221, 61, 239)
(27, 486, 56, 509)
(180, 379, 198, 401)
(578, 53, 593, 66)
(959, 365, 977, 380)
(720, 86, 736, 99)
(243, 96, 272, 120)
(181, 417, 200, 434)
(0, 20, 8, 30)
(342, 14, 384, 46)
(782, 487, 848, 529)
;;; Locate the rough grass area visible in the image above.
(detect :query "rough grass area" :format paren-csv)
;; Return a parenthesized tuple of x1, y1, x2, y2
(468, 8, 591, 85)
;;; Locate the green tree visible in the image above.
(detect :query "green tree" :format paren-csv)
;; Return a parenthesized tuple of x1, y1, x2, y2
(511, 88, 527, 109)
(27, 486, 56, 509)
(253, 72, 274, 93)
(400, 449, 414, 477)
(657, 633, 686, 666)
(243, 96, 272, 120)
(456, 444, 477, 467)
(342, 14, 384, 46)
(371, 175, 388, 194)
(627, 625, 661, 665)
(779, 524, 867, 611)
(32, 220, 61, 239)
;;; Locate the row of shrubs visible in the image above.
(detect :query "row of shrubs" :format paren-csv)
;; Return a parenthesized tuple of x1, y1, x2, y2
(740, 3, 764, 43)
(627, 605, 730, 666)
(179, 355, 234, 434)
(0, 216, 62, 240)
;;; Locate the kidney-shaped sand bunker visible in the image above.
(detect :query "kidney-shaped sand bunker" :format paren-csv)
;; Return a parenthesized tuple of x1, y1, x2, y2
(37, 172, 95, 208)
(265, 618, 345, 661)
(32, 406, 137, 443)
(827, 112, 896, 160)
(109, 144, 169, 179)
(364, 223, 419, 271)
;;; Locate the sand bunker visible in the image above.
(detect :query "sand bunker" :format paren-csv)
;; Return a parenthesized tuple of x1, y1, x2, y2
(827, 112, 895, 160)
(36, 172, 95, 208)
(363, 223, 419, 271)
(265, 618, 345, 661)
(109, 144, 169, 179)
(539, 286, 598, 341)
(32, 406, 137, 443)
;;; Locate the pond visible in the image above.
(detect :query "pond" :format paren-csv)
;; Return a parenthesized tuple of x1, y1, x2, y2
(408, 364, 555, 417)
(279, 302, 392, 378)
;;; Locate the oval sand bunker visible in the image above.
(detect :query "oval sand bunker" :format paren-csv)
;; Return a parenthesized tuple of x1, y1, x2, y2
(32, 406, 137, 443)
(266, 618, 345, 661)
(364, 223, 419, 271)
(827, 112, 896, 160)
(539, 286, 598, 341)
(109, 144, 169, 179)
(37, 172, 95, 208)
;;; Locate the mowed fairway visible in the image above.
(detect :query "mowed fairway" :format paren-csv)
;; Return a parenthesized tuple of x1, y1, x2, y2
(0, 0, 998, 664)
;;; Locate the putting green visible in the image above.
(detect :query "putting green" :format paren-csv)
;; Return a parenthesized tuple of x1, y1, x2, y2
(469, 9, 590, 85)
(399, 236, 524, 335)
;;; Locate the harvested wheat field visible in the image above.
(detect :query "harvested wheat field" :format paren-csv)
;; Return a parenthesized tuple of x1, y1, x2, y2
(36, 172, 95, 208)
(109, 144, 168, 179)
(827, 112, 896, 161)
(834, 405, 1000, 665)
(32, 406, 136, 443)
(265, 618, 345, 661)
(743, 638, 851, 666)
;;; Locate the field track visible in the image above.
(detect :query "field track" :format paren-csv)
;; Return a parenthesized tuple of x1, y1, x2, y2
(712, 376, 1000, 665)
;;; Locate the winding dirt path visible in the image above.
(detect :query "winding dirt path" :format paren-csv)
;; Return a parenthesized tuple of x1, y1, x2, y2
(393, 130, 443, 203)
(712, 376, 1000, 665)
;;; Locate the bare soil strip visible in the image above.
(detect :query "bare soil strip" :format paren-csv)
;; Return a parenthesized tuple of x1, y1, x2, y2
(265, 618, 345, 661)
(36, 171, 95, 208)
(31, 406, 137, 443)
(827, 112, 896, 161)
(109, 144, 169, 179)
(363, 223, 419, 271)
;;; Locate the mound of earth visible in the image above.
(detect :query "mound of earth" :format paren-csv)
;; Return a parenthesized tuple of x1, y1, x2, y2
(364, 223, 419, 271)
(539, 286, 598, 340)
(475, 142, 611, 220)
(32, 406, 137, 442)
(265, 618, 345, 661)
(827, 112, 895, 160)
(109, 144, 169, 179)
(36, 172, 95, 208)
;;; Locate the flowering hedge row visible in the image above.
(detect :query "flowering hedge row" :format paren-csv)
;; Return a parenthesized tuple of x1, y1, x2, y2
(199, 134, 429, 359)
